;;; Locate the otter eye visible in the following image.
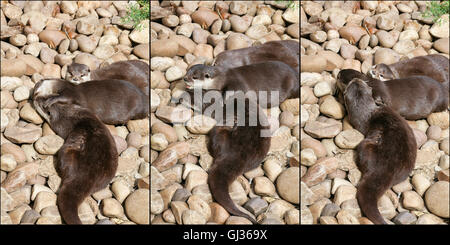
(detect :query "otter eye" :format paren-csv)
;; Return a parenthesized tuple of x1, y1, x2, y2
(205, 74, 210, 79)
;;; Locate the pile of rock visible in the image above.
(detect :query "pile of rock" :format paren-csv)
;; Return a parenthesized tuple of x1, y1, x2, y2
(151, 1, 299, 224)
(1, 1, 149, 224)
(300, 1, 449, 224)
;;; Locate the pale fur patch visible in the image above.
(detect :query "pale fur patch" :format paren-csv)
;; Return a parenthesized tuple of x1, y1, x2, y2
(368, 68, 377, 78)
(192, 78, 216, 89)
(80, 73, 91, 83)
(33, 79, 59, 122)
(368, 65, 388, 81)
(34, 79, 58, 96)
(67, 73, 91, 84)
(33, 99, 50, 123)
(378, 76, 388, 81)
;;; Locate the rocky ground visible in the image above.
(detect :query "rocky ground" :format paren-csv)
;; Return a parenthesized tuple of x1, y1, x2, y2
(1, 1, 149, 224)
(150, 1, 299, 224)
(300, 1, 449, 224)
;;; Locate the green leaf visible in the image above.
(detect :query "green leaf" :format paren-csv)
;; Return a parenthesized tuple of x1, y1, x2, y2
(121, 0, 150, 31)
(274, 0, 300, 10)
(421, 0, 449, 25)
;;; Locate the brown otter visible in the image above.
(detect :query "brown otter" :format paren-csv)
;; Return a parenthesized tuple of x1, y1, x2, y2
(32, 79, 148, 125)
(66, 60, 149, 96)
(184, 61, 299, 108)
(369, 54, 449, 89)
(207, 93, 271, 223)
(213, 40, 299, 73)
(344, 78, 417, 224)
(337, 69, 448, 120)
(35, 98, 118, 224)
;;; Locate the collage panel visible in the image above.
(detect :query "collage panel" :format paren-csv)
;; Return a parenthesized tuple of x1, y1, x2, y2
(1, 1, 150, 224)
(150, 0, 300, 225)
(300, 1, 449, 225)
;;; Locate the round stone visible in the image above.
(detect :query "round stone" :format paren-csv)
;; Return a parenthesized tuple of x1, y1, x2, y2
(425, 181, 449, 218)
(276, 167, 299, 204)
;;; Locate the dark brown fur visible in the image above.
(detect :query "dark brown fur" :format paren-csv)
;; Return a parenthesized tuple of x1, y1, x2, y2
(344, 78, 417, 224)
(184, 61, 299, 108)
(33, 79, 148, 125)
(67, 60, 149, 96)
(214, 40, 299, 73)
(207, 93, 271, 223)
(37, 100, 118, 224)
(370, 54, 449, 90)
(337, 69, 448, 120)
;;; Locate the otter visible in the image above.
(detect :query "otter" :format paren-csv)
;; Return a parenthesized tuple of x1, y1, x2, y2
(207, 93, 271, 223)
(369, 54, 449, 89)
(35, 98, 118, 224)
(337, 69, 448, 120)
(32, 79, 148, 125)
(184, 61, 299, 108)
(344, 78, 417, 224)
(213, 40, 299, 73)
(66, 60, 149, 96)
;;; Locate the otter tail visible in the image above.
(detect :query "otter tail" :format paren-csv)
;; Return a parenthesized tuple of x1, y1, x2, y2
(208, 160, 257, 224)
(356, 177, 389, 225)
(57, 183, 85, 224)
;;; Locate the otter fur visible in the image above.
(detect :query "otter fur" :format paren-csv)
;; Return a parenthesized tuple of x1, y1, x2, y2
(213, 40, 299, 73)
(337, 69, 448, 120)
(32, 79, 148, 125)
(184, 61, 299, 108)
(369, 54, 449, 91)
(35, 98, 118, 224)
(66, 60, 149, 96)
(207, 93, 271, 223)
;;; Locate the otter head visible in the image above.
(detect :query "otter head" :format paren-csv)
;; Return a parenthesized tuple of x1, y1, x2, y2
(32, 79, 73, 122)
(184, 64, 222, 90)
(66, 63, 91, 84)
(369, 64, 394, 81)
(337, 69, 369, 93)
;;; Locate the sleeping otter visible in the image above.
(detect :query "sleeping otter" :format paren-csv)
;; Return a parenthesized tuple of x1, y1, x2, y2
(36, 98, 118, 224)
(369, 54, 449, 89)
(66, 60, 149, 96)
(32, 79, 148, 125)
(207, 93, 271, 223)
(184, 61, 299, 108)
(337, 69, 448, 120)
(344, 78, 417, 224)
(213, 40, 299, 73)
